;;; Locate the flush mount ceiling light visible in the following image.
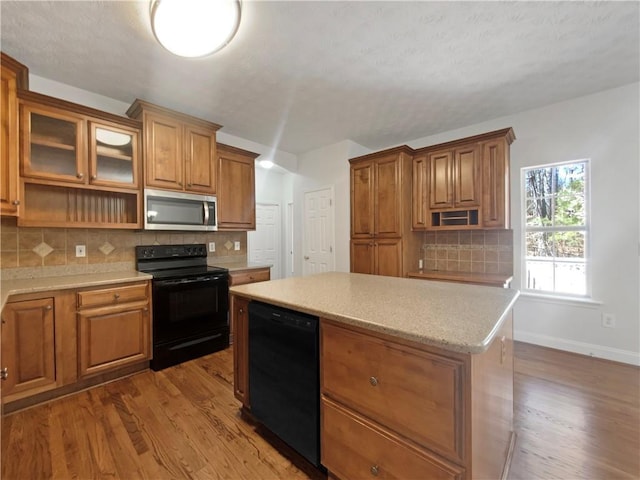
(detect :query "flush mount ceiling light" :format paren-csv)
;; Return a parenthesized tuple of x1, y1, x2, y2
(150, 0, 241, 58)
(259, 160, 274, 169)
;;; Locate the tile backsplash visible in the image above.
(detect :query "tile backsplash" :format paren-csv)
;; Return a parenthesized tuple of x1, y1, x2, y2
(419, 230, 513, 275)
(0, 217, 246, 278)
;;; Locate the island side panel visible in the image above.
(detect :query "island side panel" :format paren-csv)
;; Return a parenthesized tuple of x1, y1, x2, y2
(469, 311, 514, 480)
(231, 294, 251, 408)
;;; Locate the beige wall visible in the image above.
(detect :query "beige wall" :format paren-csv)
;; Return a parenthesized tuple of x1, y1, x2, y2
(0, 217, 246, 275)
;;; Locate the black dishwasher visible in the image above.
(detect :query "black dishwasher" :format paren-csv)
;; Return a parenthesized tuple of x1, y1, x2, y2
(248, 301, 320, 467)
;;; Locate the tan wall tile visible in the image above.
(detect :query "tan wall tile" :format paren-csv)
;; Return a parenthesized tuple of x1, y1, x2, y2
(44, 250, 67, 266)
(471, 262, 485, 273)
(0, 252, 18, 268)
(485, 262, 499, 274)
(43, 229, 67, 249)
(471, 249, 485, 262)
(459, 261, 471, 272)
(485, 249, 499, 262)
(1, 232, 17, 252)
(485, 232, 499, 245)
(459, 249, 472, 262)
(19, 250, 44, 267)
(18, 230, 43, 250)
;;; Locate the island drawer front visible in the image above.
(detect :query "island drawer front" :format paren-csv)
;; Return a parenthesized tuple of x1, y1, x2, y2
(321, 322, 465, 463)
(229, 268, 270, 286)
(322, 396, 465, 480)
(77, 282, 149, 309)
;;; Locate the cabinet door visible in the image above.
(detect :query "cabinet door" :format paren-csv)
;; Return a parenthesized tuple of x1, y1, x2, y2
(350, 239, 374, 274)
(482, 139, 508, 228)
(88, 122, 140, 189)
(143, 112, 183, 190)
(454, 144, 481, 207)
(1, 298, 57, 398)
(232, 296, 250, 407)
(184, 124, 217, 194)
(375, 238, 402, 277)
(77, 301, 150, 378)
(412, 154, 428, 230)
(429, 149, 454, 209)
(218, 149, 256, 230)
(21, 103, 85, 184)
(374, 156, 402, 237)
(1, 64, 20, 215)
(350, 161, 375, 238)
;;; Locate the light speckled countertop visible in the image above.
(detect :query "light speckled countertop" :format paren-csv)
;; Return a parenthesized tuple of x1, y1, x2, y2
(230, 272, 519, 354)
(208, 261, 272, 272)
(0, 271, 152, 311)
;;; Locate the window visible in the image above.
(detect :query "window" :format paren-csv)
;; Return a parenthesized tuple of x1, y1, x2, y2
(522, 160, 589, 297)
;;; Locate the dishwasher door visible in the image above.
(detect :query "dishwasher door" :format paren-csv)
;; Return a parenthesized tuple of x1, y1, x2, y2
(248, 301, 320, 467)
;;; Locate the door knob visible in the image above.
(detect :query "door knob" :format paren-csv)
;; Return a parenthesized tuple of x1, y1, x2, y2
(0, 367, 8, 380)
(304, 256, 309, 260)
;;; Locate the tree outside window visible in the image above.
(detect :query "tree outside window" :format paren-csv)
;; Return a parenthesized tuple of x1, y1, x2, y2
(522, 160, 589, 296)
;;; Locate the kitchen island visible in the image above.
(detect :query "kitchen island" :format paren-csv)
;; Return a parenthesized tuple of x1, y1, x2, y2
(230, 272, 519, 480)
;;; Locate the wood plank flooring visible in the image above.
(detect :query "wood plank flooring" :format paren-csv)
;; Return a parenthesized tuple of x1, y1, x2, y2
(2, 342, 639, 480)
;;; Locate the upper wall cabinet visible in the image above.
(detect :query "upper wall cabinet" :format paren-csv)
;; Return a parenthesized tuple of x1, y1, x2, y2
(0, 52, 28, 217)
(17, 91, 143, 229)
(127, 100, 221, 195)
(413, 128, 515, 230)
(217, 143, 259, 231)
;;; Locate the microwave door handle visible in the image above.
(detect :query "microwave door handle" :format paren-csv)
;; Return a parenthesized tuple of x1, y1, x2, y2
(203, 201, 210, 225)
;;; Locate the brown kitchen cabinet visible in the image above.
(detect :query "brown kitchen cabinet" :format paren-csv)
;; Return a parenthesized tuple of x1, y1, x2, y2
(17, 91, 142, 229)
(228, 266, 270, 345)
(349, 146, 419, 277)
(413, 128, 515, 230)
(217, 143, 259, 231)
(76, 282, 151, 378)
(321, 316, 515, 480)
(1, 52, 28, 217)
(1, 290, 77, 405)
(350, 238, 402, 277)
(232, 295, 250, 407)
(126, 99, 221, 194)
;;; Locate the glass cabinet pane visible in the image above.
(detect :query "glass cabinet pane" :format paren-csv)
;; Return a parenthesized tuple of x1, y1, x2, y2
(93, 126, 135, 185)
(28, 112, 80, 178)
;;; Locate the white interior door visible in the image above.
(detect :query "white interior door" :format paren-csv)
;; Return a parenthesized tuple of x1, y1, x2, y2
(248, 203, 281, 279)
(303, 187, 335, 276)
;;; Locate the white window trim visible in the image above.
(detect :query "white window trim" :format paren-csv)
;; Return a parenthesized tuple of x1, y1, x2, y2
(520, 158, 592, 299)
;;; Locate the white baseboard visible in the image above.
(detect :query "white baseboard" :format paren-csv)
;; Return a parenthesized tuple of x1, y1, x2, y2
(514, 331, 640, 366)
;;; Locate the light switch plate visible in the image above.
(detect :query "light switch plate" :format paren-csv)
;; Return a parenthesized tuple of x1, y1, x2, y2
(75, 245, 86, 257)
(234, 241, 240, 251)
(208, 242, 216, 252)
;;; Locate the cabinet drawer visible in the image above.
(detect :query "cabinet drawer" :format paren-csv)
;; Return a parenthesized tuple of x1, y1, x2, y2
(77, 282, 148, 309)
(229, 268, 270, 286)
(322, 396, 464, 480)
(321, 322, 465, 462)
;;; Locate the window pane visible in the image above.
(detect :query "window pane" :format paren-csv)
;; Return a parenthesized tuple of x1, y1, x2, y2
(526, 198, 553, 226)
(555, 231, 585, 258)
(555, 262, 586, 295)
(525, 260, 554, 291)
(526, 232, 554, 257)
(555, 192, 585, 226)
(525, 167, 553, 199)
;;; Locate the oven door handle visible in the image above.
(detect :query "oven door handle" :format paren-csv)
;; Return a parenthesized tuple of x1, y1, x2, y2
(155, 276, 221, 286)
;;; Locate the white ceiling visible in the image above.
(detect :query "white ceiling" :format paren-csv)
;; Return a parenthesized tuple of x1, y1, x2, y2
(1, 1, 638, 155)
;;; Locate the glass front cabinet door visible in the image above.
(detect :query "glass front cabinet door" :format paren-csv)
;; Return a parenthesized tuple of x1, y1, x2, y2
(89, 122, 139, 188)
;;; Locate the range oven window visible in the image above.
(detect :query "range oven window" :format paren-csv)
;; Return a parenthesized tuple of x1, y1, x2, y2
(153, 276, 228, 345)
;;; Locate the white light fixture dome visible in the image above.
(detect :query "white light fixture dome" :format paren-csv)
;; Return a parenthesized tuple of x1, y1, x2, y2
(259, 160, 274, 169)
(150, 0, 241, 58)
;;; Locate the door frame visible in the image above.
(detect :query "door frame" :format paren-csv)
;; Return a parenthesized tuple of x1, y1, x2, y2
(247, 202, 282, 280)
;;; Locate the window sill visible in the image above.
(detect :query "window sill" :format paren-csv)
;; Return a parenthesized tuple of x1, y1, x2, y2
(519, 291, 602, 308)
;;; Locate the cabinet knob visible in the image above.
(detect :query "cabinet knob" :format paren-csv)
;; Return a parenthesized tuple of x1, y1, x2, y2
(143, 307, 149, 313)
(369, 376, 378, 387)
(44, 305, 52, 311)
(11, 200, 20, 206)
(114, 293, 120, 300)
(370, 465, 379, 476)
(187, 183, 192, 187)
(0, 367, 8, 381)
(90, 175, 97, 181)
(76, 172, 84, 179)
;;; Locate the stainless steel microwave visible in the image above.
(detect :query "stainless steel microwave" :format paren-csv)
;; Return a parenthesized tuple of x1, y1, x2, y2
(144, 188, 217, 231)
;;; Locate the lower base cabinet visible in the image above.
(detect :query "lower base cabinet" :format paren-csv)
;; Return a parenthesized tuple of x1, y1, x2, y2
(1, 280, 152, 410)
(231, 295, 250, 407)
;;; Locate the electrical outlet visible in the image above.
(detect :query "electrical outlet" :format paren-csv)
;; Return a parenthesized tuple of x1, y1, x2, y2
(75, 245, 86, 257)
(208, 242, 216, 252)
(234, 241, 241, 251)
(602, 313, 616, 328)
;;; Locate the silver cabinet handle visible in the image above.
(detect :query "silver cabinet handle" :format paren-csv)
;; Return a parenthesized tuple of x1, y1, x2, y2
(0, 367, 8, 380)
(11, 200, 20, 206)
(369, 376, 378, 387)
(370, 465, 379, 476)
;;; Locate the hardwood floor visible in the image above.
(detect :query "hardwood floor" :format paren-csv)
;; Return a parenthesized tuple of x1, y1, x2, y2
(2, 342, 638, 479)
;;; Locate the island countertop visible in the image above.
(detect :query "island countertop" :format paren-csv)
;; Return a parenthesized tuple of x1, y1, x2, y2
(230, 271, 519, 354)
